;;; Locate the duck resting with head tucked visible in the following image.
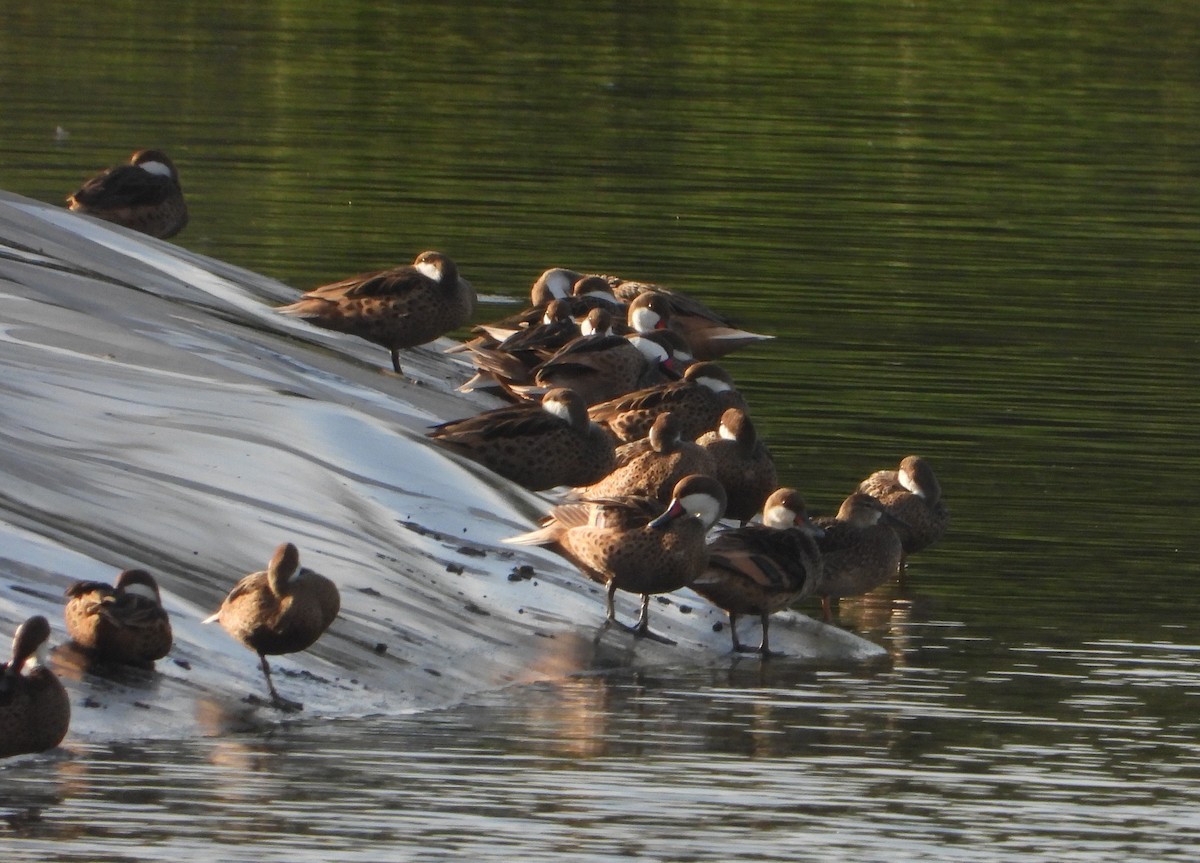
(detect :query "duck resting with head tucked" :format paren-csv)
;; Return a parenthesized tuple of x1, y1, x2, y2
(204, 543, 340, 712)
(811, 492, 906, 622)
(0, 616, 71, 758)
(66, 148, 188, 239)
(857, 454, 948, 567)
(506, 474, 727, 644)
(691, 488, 825, 655)
(428, 387, 616, 491)
(277, 250, 475, 376)
(64, 568, 173, 667)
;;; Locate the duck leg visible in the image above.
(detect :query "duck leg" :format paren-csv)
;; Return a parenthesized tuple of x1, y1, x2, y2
(389, 348, 403, 374)
(756, 612, 783, 657)
(729, 612, 750, 652)
(258, 653, 302, 712)
(632, 594, 676, 646)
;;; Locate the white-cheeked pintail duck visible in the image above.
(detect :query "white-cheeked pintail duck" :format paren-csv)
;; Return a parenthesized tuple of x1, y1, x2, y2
(428, 388, 616, 491)
(277, 250, 475, 375)
(696, 407, 779, 524)
(0, 616, 71, 758)
(64, 569, 173, 667)
(204, 543, 340, 711)
(691, 488, 824, 654)
(588, 361, 747, 444)
(66, 148, 188, 239)
(811, 492, 905, 622)
(506, 474, 726, 644)
(857, 454, 948, 563)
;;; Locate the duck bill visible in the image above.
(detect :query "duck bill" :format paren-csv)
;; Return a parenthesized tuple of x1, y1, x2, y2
(660, 358, 685, 380)
(648, 499, 685, 529)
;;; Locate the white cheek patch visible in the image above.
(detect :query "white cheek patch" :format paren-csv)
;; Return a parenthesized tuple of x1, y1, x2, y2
(415, 261, 443, 282)
(31, 640, 50, 669)
(718, 423, 738, 441)
(762, 505, 796, 529)
(681, 493, 723, 528)
(628, 306, 661, 333)
(546, 271, 573, 299)
(899, 468, 924, 498)
(697, 375, 732, 393)
(138, 160, 174, 179)
(542, 398, 574, 422)
(123, 582, 160, 603)
(629, 337, 668, 362)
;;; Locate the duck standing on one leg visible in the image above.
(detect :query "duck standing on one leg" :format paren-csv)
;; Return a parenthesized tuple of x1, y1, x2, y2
(204, 543, 340, 712)
(64, 568, 173, 667)
(506, 474, 727, 644)
(0, 616, 71, 758)
(276, 250, 475, 376)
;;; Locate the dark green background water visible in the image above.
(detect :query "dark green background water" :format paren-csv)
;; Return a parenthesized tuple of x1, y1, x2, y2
(2, 2, 1199, 860)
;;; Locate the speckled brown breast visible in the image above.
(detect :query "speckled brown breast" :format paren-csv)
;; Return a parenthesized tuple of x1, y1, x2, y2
(574, 437, 716, 503)
(696, 434, 779, 524)
(558, 514, 710, 597)
(812, 518, 903, 600)
(589, 383, 747, 444)
(0, 668, 70, 758)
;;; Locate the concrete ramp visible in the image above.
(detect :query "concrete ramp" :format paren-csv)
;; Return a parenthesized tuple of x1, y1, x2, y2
(0, 190, 884, 740)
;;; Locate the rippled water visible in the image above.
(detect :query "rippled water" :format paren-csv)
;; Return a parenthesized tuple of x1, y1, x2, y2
(2, 0, 1200, 860)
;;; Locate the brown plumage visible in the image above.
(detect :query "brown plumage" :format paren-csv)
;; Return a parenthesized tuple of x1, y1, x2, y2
(532, 332, 655, 406)
(428, 388, 615, 491)
(691, 489, 824, 654)
(507, 474, 727, 643)
(573, 412, 717, 503)
(607, 281, 773, 360)
(812, 493, 904, 622)
(696, 408, 779, 524)
(277, 250, 475, 374)
(0, 616, 70, 758)
(588, 361, 747, 444)
(64, 569, 172, 667)
(205, 543, 340, 710)
(66, 149, 188, 239)
(857, 455, 948, 560)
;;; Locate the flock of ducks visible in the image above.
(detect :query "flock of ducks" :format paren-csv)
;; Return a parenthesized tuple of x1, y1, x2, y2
(0, 150, 948, 758)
